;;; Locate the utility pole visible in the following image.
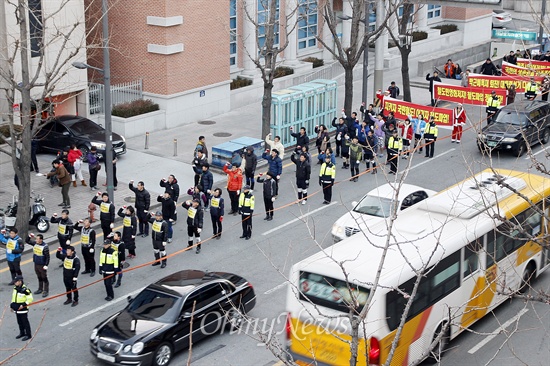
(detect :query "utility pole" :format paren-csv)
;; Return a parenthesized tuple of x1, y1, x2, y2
(538, 0, 547, 52)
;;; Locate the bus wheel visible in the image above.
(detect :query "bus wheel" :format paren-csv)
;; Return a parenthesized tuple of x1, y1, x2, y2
(427, 322, 450, 364)
(519, 263, 536, 293)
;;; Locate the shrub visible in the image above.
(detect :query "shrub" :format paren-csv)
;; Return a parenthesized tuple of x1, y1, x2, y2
(0, 124, 23, 139)
(432, 24, 458, 35)
(302, 57, 324, 68)
(230, 77, 253, 90)
(111, 99, 159, 118)
(412, 31, 428, 42)
(274, 66, 294, 79)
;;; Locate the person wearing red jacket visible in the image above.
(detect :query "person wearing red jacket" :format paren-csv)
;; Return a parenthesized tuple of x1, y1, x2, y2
(452, 104, 467, 143)
(223, 162, 243, 215)
(67, 145, 85, 187)
(399, 119, 414, 158)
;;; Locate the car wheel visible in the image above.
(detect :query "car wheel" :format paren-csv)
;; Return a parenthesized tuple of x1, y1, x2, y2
(79, 145, 90, 162)
(519, 262, 536, 293)
(541, 128, 550, 144)
(514, 141, 526, 157)
(225, 307, 246, 331)
(36, 218, 49, 233)
(426, 322, 450, 363)
(153, 342, 173, 366)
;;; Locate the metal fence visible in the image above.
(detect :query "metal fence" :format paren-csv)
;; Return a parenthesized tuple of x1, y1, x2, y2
(89, 79, 143, 114)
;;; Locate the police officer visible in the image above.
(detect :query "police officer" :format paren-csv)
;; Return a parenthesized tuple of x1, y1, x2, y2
(50, 209, 73, 259)
(56, 245, 80, 306)
(74, 218, 96, 277)
(25, 233, 50, 297)
(525, 77, 538, 100)
(238, 185, 255, 240)
(182, 199, 204, 253)
(110, 232, 126, 288)
(11, 276, 33, 341)
(290, 151, 311, 205)
(0, 228, 24, 285)
(91, 192, 115, 237)
(98, 239, 118, 301)
(387, 130, 403, 175)
(148, 211, 169, 268)
(129, 180, 151, 237)
(117, 206, 137, 258)
(424, 117, 439, 158)
(486, 91, 501, 125)
(319, 155, 336, 204)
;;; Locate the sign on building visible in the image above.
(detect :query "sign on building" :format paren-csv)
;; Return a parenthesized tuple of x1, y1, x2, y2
(492, 29, 538, 41)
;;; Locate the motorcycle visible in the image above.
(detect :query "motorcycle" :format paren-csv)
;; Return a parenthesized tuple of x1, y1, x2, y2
(0, 193, 50, 233)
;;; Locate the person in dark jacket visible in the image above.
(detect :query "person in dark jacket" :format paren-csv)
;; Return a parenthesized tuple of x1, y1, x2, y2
(91, 192, 115, 237)
(290, 127, 310, 153)
(56, 245, 80, 306)
(74, 218, 96, 277)
(187, 185, 207, 208)
(160, 174, 180, 221)
(332, 117, 348, 158)
(238, 186, 255, 240)
(192, 150, 208, 187)
(87, 146, 100, 190)
(1, 228, 24, 285)
(11, 276, 33, 341)
(30, 139, 39, 173)
(426, 71, 442, 106)
(241, 147, 258, 190)
(209, 188, 224, 239)
(110, 232, 125, 288)
(480, 58, 497, 76)
(26, 233, 50, 297)
(291, 151, 311, 205)
(314, 125, 330, 155)
(181, 199, 204, 254)
(117, 206, 137, 258)
(147, 211, 169, 268)
(261, 149, 283, 180)
(387, 81, 400, 98)
(256, 171, 278, 221)
(98, 239, 118, 301)
(199, 163, 214, 208)
(157, 192, 176, 243)
(46, 159, 71, 208)
(50, 209, 74, 254)
(129, 180, 151, 237)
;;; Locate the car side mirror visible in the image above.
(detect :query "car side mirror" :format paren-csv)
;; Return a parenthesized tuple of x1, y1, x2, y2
(127, 296, 133, 303)
(351, 201, 358, 207)
(62, 131, 69, 136)
(179, 312, 192, 321)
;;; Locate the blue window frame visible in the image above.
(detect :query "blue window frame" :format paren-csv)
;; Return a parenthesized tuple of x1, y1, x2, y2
(427, 4, 441, 19)
(258, 0, 280, 50)
(230, 0, 237, 66)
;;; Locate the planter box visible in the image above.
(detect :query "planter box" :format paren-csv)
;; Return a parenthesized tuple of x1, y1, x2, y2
(102, 110, 166, 139)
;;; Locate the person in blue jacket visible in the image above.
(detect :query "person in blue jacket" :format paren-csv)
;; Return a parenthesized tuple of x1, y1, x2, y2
(409, 114, 427, 154)
(261, 149, 283, 181)
(1, 228, 25, 285)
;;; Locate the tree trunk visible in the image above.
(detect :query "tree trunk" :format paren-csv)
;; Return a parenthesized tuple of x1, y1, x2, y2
(261, 81, 274, 139)
(349, 311, 360, 366)
(344, 66, 354, 115)
(400, 46, 412, 102)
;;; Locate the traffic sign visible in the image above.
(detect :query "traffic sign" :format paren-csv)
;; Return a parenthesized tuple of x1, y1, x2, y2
(492, 29, 537, 41)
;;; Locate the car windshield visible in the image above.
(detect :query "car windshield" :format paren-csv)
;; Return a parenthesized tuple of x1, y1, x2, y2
(127, 289, 180, 323)
(66, 119, 104, 135)
(494, 111, 527, 126)
(353, 195, 395, 218)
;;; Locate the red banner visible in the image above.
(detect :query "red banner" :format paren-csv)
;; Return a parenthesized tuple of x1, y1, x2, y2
(382, 97, 453, 128)
(467, 73, 544, 93)
(516, 58, 550, 70)
(501, 61, 550, 77)
(433, 83, 507, 106)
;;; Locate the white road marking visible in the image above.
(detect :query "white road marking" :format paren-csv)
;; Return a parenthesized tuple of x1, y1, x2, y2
(59, 288, 143, 327)
(407, 148, 456, 171)
(263, 282, 287, 295)
(525, 146, 550, 159)
(261, 201, 337, 236)
(467, 308, 528, 354)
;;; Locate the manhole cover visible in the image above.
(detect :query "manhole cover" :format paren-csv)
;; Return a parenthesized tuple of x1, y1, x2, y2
(213, 132, 232, 137)
(124, 196, 136, 203)
(198, 120, 216, 125)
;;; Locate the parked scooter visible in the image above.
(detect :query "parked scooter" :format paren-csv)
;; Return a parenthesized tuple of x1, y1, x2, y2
(0, 193, 50, 233)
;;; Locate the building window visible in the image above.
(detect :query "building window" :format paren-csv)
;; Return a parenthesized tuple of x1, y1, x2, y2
(298, 0, 317, 50)
(230, 0, 237, 66)
(258, 0, 280, 51)
(28, 0, 44, 58)
(427, 4, 441, 19)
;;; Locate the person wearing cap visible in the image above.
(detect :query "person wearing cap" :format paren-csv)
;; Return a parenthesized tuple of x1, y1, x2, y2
(241, 147, 258, 190)
(91, 192, 115, 237)
(223, 162, 243, 215)
(25, 233, 50, 297)
(74, 218, 97, 277)
(209, 188, 225, 239)
(182, 199, 204, 253)
(290, 151, 311, 205)
(257, 171, 278, 221)
(98, 239, 118, 301)
(387, 81, 400, 98)
(486, 90, 501, 125)
(11, 276, 33, 341)
(117, 206, 137, 258)
(262, 148, 283, 180)
(200, 163, 214, 208)
(110, 232, 126, 288)
(319, 155, 336, 204)
(265, 133, 285, 159)
(157, 191, 176, 243)
(387, 130, 403, 175)
(1, 228, 24, 285)
(452, 104, 467, 143)
(129, 180, 151, 237)
(56, 245, 80, 306)
(238, 185, 255, 239)
(46, 158, 72, 208)
(525, 77, 539, 100)
(426, 71, 442, 106)
(147, 211, 169, 268)
(424, 117, 439, 158)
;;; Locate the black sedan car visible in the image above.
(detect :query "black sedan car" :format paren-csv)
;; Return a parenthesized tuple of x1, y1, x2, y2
(90, 270, 256, 366)
(35, 115, 126, 160)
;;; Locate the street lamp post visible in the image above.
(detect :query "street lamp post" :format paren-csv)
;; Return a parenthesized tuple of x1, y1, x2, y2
(72, 0, 114, 201)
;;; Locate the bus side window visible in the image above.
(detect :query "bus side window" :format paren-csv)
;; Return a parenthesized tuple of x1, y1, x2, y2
(463, 239, 482, 278)
(486, 230, 495, 268)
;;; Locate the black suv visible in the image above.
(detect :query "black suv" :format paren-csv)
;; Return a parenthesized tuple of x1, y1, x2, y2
(478, 100, 550, 157)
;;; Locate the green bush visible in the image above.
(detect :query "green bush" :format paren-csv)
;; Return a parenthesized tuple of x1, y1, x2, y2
(274, 66, 294, 79)
(412, 31, 428, 42)
(111, 99, 159, 118)
(432, 24, 458, 35)
(230, 77, 253, 90)
(302, 57, 324, 68)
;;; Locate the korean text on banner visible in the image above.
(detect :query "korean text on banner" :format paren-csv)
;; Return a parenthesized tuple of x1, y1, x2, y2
(382, 97, 453, 128)
(434, 83, 507, 106)
(467, 73, 544, 93)
(501, 61, 550, 77)
(516, 58, 550, 70)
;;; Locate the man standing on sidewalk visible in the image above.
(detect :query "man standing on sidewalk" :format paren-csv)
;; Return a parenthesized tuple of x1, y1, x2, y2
(1, 228, 24, 285)
(11, 276, 33, 341)
(148, 211, 169, 268)
(182, 199, 204, 254)
(129, 180, 151, 237)
(74, 218, 96, 277)
(46, 159, 72, 208)
(56, 245, 80, 307)
(92, 192, 115, 237)
(98, 239, 118, 301)
(25, 233, 50, 297)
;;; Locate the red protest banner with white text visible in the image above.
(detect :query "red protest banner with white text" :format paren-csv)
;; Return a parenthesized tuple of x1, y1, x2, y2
(433, 83, 507, 106)
(467, 73, 544, 93)
(382, 97, 453, 128)
(516, 58, 550, 70)
(501, 61, 550, 77)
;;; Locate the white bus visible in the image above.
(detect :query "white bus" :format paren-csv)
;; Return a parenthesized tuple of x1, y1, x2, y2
(285, 169, 550, 365)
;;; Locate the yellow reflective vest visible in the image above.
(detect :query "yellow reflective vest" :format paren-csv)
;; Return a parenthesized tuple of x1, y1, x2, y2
(12, 285, 33, 313)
